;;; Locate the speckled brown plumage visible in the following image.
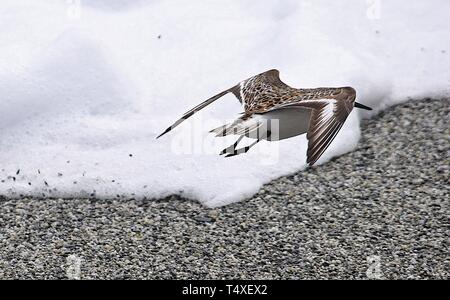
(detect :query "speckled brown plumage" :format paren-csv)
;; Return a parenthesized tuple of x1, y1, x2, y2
(158, 69, 372, 166)
(234, 70, 354, 115)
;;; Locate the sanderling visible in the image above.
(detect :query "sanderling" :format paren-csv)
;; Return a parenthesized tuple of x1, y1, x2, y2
(157, 69, 372, 166)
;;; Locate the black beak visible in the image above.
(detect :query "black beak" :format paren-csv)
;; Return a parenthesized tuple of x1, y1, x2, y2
(354, 102, 373, 111)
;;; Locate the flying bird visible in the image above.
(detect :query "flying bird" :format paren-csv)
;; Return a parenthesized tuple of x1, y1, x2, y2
(157, 69, 372, 166)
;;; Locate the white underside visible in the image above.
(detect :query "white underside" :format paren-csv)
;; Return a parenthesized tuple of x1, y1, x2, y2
(240, 107, 312, 141)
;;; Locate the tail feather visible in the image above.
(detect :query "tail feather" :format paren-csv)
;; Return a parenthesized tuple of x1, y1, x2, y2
(232, 120, 261, 136)
(157, 88, 233, 139)
(210, 116, 262, 138)
(209, 124, 229, 136)
(209, 119, 244, 137)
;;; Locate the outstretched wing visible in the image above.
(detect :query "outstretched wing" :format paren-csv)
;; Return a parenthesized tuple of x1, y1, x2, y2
(157, 69, 291, 138)
(156, 89, 231, 138)
(302, 99, 353, 166)
(256, 87, 356, 166)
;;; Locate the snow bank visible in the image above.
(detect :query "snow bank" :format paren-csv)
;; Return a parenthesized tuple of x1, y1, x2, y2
(0, 0, 449, 207)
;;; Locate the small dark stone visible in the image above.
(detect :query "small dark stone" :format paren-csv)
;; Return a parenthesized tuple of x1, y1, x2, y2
(193, 215, 215, 223)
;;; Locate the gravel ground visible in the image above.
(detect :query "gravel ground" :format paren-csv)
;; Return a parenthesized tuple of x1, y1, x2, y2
(0, 99, 448, 280)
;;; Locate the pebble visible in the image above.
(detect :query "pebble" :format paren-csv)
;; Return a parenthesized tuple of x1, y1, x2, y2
(0, 99, 448, 279)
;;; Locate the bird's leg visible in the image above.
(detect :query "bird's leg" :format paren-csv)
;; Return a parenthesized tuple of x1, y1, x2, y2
(225, 139, 260, 158)
(225, 130, 271, 158)
(219, 135, 244, 155)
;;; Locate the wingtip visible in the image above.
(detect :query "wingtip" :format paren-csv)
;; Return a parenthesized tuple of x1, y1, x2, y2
(156, 127, 171, 139)
(307, 160, 316, 167)
(306, 154, 319, 167)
